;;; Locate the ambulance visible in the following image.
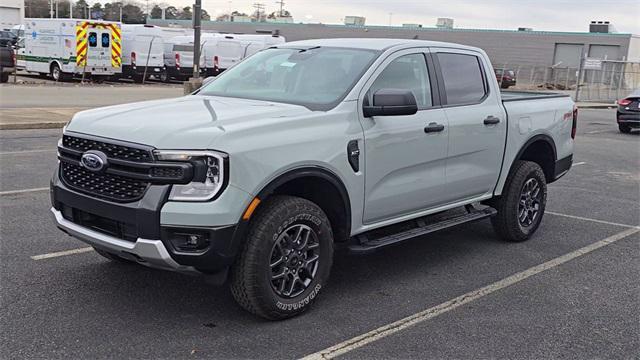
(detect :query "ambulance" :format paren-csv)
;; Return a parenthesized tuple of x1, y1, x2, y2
(18, 18, 122, 81)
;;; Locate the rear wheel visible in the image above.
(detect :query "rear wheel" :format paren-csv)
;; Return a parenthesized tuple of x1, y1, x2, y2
(159, 70, 170, 83)
(618, 123, 631, 133)
(490, 161, 547, 242)
(50, 63, 69, 82)
(132, 74, 144, 83)
(0, 72, 8, 83)
(230, 195, 334, 320)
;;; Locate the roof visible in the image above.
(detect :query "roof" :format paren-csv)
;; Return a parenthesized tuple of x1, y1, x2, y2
(282, 37, 479, 51)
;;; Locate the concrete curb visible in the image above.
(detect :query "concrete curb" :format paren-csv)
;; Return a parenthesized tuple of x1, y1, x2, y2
(576, 104, 616, 109)
(0, 122, 67, 130)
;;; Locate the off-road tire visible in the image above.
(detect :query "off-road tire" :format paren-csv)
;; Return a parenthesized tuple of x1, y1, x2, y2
(618, 123, 631, 134)
(93, 247, 135, 264)
(490, 160, 547, 242)
(230, 195, 334, 320)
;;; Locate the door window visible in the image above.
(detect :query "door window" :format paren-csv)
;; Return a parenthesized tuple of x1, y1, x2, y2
(101, 33, 110, 48)
(437, 53, 486, 105)
(368, 53, 432, 108)
(88, 32, 97, 47)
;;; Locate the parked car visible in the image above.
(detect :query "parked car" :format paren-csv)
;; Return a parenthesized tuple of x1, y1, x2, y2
(51, 39, 576, 320)
(0, 44, 15, 83)
(616, 90, 640, 133)
(495, 68, 516, 89)
(0, 30, 17, 46)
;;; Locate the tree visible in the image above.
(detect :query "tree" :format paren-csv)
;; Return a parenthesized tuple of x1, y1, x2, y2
(73, 0, 90, 19)
(24, 0, 51, 18)
(150, 5, 162, 19)
(179, 6, 192, 20)
(201, 9, 210, 21)
(164, 6, 178, 19)
(267, 10, 290, 19)
(90, 2, 104, 19)
(121, 3, 145, 23)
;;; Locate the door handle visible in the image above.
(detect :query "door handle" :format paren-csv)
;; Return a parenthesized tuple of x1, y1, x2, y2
(424, 122, 445, 133)
(484, 116, 500, 125)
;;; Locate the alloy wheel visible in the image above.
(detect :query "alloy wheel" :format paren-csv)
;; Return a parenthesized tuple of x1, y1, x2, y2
(269, 224, 320, 298)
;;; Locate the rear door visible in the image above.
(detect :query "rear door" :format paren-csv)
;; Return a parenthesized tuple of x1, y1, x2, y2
(360, 48, 449, 223)
(86, 28, 112, 69)
(432, 48, 506, 202)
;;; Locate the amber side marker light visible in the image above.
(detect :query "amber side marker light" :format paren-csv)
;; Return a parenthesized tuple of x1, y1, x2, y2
(242, 198, 261, 220)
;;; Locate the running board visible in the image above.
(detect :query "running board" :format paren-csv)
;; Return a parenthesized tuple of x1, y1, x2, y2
(348, 207, 497, 254)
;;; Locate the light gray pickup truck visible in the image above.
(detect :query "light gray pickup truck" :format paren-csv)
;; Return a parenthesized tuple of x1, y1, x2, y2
(51, 38, 576, 319)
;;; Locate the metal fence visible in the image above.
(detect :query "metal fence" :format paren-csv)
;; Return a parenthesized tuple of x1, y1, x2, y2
(495, 60, 640, 102)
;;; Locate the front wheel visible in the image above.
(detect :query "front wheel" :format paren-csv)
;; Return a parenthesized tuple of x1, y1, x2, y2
(618, 123, 631, 133)
(230, 195, 334, 320)
(490, 161, 547, 242)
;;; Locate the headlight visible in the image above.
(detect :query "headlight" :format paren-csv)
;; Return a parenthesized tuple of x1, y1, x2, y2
(154, 150, 227, 201)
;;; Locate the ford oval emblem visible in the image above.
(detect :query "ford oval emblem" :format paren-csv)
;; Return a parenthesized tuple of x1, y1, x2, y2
(81, 151, 107, 172)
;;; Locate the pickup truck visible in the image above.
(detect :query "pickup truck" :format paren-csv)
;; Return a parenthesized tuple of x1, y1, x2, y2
(51, 38, 576, 320)
(0, 44, 15, 83)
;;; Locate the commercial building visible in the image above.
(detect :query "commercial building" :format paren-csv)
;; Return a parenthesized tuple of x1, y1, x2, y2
(0, 0, 24, 29)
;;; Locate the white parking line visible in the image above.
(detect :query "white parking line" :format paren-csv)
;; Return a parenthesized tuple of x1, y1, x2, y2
(300, 226, 640, 360)
(30, 247, 94, 260)
(0, 149, 53, 155)
(0, 187, 49, 196)
(546, 211, 639, 229)
(573, 161, 586, 166)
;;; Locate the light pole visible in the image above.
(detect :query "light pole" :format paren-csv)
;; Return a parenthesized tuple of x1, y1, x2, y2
(192, 0, 202, 79)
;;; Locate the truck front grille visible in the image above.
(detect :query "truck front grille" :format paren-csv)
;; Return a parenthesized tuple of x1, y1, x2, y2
(63, 135, 153, 162)
(61, 162, 150, 202)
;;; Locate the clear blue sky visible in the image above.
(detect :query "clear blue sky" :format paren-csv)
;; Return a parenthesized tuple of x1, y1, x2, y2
(156, 0, 639, 34)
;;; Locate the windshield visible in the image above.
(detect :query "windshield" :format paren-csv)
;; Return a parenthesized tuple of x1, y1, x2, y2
(199, 47, 379, 111)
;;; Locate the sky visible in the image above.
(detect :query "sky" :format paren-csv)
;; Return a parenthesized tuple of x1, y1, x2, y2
(149, 0, 640, 34)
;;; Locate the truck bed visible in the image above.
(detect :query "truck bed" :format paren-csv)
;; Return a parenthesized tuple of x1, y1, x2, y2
(501, 90, 570, 102)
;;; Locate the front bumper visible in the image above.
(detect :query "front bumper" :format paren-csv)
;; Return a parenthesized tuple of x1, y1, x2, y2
(122, 65, 164, 77)
(617, 110, 640, 125)
(51, 207, 198, 273)
(50, 167, 244, 275)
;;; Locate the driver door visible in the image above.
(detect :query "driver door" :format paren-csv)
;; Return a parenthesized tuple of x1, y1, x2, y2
(360, 49, 449, 224)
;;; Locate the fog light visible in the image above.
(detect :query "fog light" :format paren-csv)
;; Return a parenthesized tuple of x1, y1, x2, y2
(169, 232, 210, 252)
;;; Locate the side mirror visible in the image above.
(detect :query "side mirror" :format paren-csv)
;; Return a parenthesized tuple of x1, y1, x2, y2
(363, 89, 418, 117)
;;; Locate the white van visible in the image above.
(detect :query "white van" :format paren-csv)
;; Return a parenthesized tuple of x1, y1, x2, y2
(120, 24, 165, 82)
(162, 35, 201, 81)
(202, 34, 285, 76)
(18, 18, 122, 81)
(235, 34, 286, 58)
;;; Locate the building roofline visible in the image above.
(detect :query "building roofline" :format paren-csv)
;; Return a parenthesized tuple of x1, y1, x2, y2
(148, 19, 635, 37)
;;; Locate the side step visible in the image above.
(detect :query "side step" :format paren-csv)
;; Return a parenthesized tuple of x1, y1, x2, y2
(348, 207, 497, 254)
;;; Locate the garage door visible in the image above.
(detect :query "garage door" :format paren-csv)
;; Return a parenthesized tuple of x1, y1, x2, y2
(0, 7, 21, 28)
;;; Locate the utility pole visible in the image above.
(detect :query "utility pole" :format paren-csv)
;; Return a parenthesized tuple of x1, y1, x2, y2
(50, 0, 54, 18)
(55, 0, 59, 18)
(192, 0, 202, 79)
(70, 1, 73, 18)
(119, 5, 123, 22)
(388, 12, 393, 26)
(275, 0, 285, 17)
(253, 3, 265, 21)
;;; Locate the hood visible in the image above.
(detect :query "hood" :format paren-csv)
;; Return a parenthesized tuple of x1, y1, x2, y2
(66, 95, 312, 149)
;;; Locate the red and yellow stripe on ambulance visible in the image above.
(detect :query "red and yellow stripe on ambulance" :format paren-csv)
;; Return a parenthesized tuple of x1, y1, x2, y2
(75, 21, 121, 68)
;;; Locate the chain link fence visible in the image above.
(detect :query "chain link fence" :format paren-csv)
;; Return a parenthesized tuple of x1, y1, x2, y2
(495, 60, 640, 102)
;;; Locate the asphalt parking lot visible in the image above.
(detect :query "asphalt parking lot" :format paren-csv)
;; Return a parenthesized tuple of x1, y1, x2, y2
(0, 106, 638, 358)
